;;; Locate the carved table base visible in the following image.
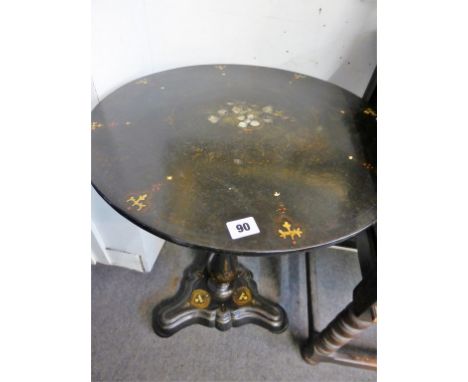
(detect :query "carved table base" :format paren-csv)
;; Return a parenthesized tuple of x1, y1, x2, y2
(152, 252, 288, 337)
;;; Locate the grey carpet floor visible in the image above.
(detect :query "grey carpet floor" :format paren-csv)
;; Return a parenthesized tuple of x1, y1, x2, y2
(92, 242, 376, 382)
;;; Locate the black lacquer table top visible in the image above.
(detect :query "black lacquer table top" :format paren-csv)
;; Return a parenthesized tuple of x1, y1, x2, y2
(91, 65, 376, 255)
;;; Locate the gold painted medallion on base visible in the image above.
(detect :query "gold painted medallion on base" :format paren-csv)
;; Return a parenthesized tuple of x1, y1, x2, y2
(189, 289, 211, 309)
(232, 286, 252, 306)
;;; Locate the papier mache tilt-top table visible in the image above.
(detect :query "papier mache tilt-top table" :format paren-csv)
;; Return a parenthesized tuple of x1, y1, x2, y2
(91, 65, 377, 341)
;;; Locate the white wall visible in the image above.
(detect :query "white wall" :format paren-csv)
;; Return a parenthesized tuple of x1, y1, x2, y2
(92, 0, 376, 99)
(91, 0, 376, 271)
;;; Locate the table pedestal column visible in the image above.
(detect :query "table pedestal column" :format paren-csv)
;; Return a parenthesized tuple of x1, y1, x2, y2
(152, 252, 288, 337)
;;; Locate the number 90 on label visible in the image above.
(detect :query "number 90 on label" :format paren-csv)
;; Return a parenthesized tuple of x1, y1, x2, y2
(226, 217, 260, 240)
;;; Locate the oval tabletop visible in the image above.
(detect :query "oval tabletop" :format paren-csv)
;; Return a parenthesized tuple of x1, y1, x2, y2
(92, 65, 376, 255)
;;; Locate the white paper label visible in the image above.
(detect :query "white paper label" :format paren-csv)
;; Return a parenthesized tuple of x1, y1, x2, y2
(226, 217, 260, 240)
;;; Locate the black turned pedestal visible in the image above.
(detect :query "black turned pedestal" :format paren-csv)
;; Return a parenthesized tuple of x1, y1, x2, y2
(152, 253, 287, 337)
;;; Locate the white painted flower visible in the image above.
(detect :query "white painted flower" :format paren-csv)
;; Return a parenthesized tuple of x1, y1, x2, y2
(208, 115, 219, 124)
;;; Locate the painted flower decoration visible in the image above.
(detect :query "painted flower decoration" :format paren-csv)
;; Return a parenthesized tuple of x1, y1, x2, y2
(207, 101, 294, 132)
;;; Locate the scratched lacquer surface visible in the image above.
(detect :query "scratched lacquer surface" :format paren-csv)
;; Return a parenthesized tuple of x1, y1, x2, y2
(91, 65, 376, 255)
